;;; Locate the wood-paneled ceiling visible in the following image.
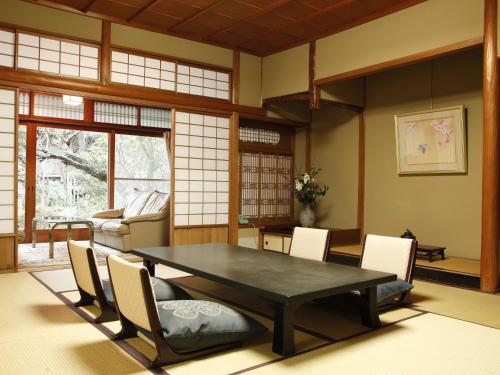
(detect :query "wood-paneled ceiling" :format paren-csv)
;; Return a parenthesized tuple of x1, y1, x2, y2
(26, 0, 426, 56)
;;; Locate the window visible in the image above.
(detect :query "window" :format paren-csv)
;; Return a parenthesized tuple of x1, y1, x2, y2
(34, 93, 84, 120)
(17, 126, 26, 230)
(111, 49, 231, 101)
(94, 101, 137, 126)
(114, 134, 170, 209)
(0, 29, 15, 68)
(35, 128, 108, 224)
(240, 152, 292, 223)
(17, 32, 99, 80)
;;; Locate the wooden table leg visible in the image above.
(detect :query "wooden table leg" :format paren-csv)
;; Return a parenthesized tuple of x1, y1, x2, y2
(143, 259, 156, 276)
(272, 302, 296, 356)
(360, 286, 380, 328)
(32, 219, 37, 248)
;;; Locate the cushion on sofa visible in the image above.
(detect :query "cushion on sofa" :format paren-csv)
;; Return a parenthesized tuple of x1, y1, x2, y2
(101, 219, 130, 235)
(101, 278, 192, 308)
(151, 300, 267, 352)
(141, 191, 169, 215)
(123, 189, 153, 218)
(88, 218, 114, 232)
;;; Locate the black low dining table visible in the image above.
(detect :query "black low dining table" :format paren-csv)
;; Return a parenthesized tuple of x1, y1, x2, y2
(132, 243, 396, 356)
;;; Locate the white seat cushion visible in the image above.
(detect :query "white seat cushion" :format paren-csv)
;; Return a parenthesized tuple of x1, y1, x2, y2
(361, 234, 413, 281)
(88, 217, 113, 232)
(289, 227, 330, 261)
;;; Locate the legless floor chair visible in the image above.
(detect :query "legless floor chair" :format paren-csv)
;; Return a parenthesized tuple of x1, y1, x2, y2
(359, 234, 417, 309)
(107, 255, 267, 368)
(67, 241, 192, 323)
(288, 227, 332, 261)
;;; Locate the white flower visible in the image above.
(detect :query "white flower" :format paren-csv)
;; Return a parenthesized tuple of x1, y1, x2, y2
(303, 174, 310, 184)
(295, 181, 303, 191)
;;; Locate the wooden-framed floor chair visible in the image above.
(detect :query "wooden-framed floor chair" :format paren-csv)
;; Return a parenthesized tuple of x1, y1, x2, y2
(359, 234, 417, 310)
(107, 255, 267, 368)
(288, 227, 332, 262)
(67, 240, 192, 324)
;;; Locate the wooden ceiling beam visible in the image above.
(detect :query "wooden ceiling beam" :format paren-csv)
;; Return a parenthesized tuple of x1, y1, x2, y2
(269, 0, 355, 33)
(204, 0, 293, 41)
(169, 0, 225, 31)
(83, 0, 98, 13)
(127, 0, 162, 23)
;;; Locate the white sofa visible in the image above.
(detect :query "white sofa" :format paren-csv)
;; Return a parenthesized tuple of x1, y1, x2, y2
(88, 189, 169, 252)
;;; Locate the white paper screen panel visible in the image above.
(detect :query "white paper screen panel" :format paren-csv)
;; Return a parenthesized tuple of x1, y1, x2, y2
(174, 111, 230, 227)
(17, 32, 99, 80)
(0, 88, 16, 234)
(0, 29, 15, 68)
(111, 50, 231, 101)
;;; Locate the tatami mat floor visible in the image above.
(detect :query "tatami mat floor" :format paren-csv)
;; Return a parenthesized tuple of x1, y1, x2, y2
(1, 265, 499, 374)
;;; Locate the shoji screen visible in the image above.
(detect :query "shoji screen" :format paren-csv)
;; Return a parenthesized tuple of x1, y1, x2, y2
(0, 87, 17, 269)
(173, 111, 230, 227)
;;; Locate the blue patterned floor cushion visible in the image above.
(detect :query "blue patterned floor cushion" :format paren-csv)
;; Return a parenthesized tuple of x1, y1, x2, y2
(377, 279, 413, 303)
(154, 300, 267, 352)
(102, 277, 192, 307)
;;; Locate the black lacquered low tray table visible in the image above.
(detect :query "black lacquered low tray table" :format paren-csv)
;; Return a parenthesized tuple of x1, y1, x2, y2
(132, 243, 396, 356)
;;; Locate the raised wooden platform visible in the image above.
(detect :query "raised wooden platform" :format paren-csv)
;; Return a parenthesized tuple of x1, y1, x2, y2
(329, 244, 480, 289)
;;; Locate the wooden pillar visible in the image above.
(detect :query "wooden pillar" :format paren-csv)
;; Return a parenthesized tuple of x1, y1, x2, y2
(357, 110, 365, 238)
(232, 51, 240, 105)
(100, 21, 111, 85)
(309, 41, 320, 109)
(229, 112, 240, 245)
(481, 0, 499, 293)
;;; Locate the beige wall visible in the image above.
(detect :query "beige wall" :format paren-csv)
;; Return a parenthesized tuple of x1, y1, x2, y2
(262, 44, 309, 99)
(0, 0, 101, 41)
(111, 24, 233, 68)
(239, 53, 262, 107)
(310, 105, 359, 229)
(364, 49, 483, 260)
(317, 0, 483, 80)
(320, 78, 365, 107)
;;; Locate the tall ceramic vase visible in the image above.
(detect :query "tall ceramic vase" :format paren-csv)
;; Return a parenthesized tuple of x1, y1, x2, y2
(299, 205, 315, 227)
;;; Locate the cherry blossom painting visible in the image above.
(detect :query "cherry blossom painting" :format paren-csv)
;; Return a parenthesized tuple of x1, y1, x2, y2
(394, 106, 466, 174)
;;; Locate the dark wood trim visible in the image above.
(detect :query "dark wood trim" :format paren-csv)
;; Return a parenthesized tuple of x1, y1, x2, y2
(315, 37, 484, 86)
(357, 110, 365, 239)
(228, 112, 239, 246)
(239, 112, 307, 128)
(83, 0, 97, 13)
(24, 124, 37, 244)
(481, 0, 499, 293)
(320, 99, 363, 113)
(308, 41, 320, 110)
(100, 21, 111, 86)
(305, 124, 311, 172)
(263, 92, 310, 108)
(169, 109, 176, 246)
(232, 51, 240, 105)
(0, 69, 265, 116)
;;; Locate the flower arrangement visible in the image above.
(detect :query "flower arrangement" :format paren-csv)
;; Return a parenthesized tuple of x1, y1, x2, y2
(293, 167, 329, 207)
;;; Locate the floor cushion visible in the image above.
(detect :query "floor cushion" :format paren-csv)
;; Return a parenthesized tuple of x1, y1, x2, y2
(102, 277, 192, 307)
(154, 300, 267, 352)
(377, 279, 413, 303)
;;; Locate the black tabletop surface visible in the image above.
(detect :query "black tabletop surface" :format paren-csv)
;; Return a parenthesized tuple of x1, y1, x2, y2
(133, 243, 396, 303)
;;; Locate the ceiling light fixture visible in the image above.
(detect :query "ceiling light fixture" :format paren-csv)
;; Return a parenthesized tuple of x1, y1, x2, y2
(62, 95, 83, 106)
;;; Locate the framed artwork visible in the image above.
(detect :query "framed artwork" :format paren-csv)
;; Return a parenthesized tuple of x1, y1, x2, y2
(394, 106, 466, 174)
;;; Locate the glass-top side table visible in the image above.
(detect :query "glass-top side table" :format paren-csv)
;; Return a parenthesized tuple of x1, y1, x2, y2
(32, 216, 94, 259)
